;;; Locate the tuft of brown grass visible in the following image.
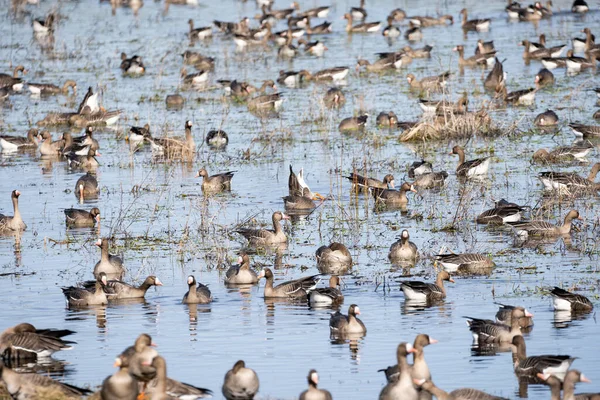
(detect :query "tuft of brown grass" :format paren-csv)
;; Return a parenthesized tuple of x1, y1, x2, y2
(399, 109, 500, 141)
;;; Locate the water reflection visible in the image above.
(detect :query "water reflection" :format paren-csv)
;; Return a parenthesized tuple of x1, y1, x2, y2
(330, 333, 364, 362)
(65, 305, 107, 331)
(7, 357, 71, 379)
(553, 309, 592, 328)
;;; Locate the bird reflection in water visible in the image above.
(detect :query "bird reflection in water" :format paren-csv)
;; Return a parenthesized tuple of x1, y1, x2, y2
(186, 303, 211, 335)
(330, 332, 364, 361)
(65, 305, 108, 331)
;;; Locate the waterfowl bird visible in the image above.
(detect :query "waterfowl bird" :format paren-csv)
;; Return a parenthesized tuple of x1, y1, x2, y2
(412, 171, 449, 189)
(338, 114, 368, 131)
(538, 371, 594, 400)
(278, 35, 299, 59)
(119, 334, 158, 391)
(539, 165, 600, 193)
(298, 39, 327, 56)
(128, 123, 150, 144)
(0, 323, 75, 360)
(508, 210, 582, 238)
(350, 0, 367, 20)
(93, 238, 125, 279)
(188, 19, 212, 40)
(570, 123, 600, 138)
(277, 70, 311, 87)
(82, 276, 162, 300)
(535, 68, 555, 87)
(380, 334, 439, 383)
(436, 253, 496, 275)
(182, 51, 215, 70)
(69, 109, 123, 128)
(0, 129, 38, 152)
(213, 17, 250, 35)
(146, 120, 196, 158)
(379, 343, 417, 400)
(323, 88, 345, 108)
(309, 276, 344, 305)
(401, 45, 433, 58)
(388, 230, 418, 263)
(533, 142, 593, 163)
(62, 272, 109, 306)
(476, 41, 496, 57)
(343, 13, 381, 33)
(534, 110, 559, 127)
(451, 145, 491, 178)
(0, 361, 91, 399)
(512, 335, 576, 378)
(38, 131, 64, 156)
(315, 242, 352, 272)
(453, 45, 495, 67)
(120, 53, 145, 74)
(235, 211, 289, 245)
(410, 15, 453, 27)
(404, 23, 422, 41)
(101, 352, 139, 400)
(32, 14, 54, 34)
(519, 7, 543, 21)
(222, 360, 259, 400)
(145, 358, 213, 399)
(408, 160, 433, 178)
(299, 6, 330, 19)
(206, 130, 228, 148)
(466, 306, 533, 344)
(541, 52, 572, 70)
(305, 19, 332, 35)
(247, 93, 283, 111)
(345, 172, 394, 190)
(415, 379, 506, 400)
(376, 112, 398, 127)
(287, 165, 321, 201)
(550, 287, 593, 312)
(460, 8, 491, 31)
(258, 267, 320, 299)
(401, 271, 454, 302)
(62, 133, 91, 157)
(67, 148, 100, 170)
(311, 67, 349, 82)
(406, 72, 449, 92)
(506, 0, 525, 18)
(181, 68, 209, 85)
(382, 16, 400, 37)
(75, 172, 99, 200)
(477, 199, 525, 224)
(182, 275, 212, 304)
(371, 182, 417, 206)
(565, 53, 596, 72)
(64, 207, 100, 228)
(225, 252, 258, 285)
(572, 0, 589, 13)
(0, 65, 25, 91)
(498, 86, 538, 105)
(73, 126, 100, 151)
(356, 56, 401, 72)
(496, 304, 534, 328)
(521, 40, 566, 59)
(28, 80, 76, 96)
(196, 168, 234, 192)
(299, 370, 332, 400)
(595, 110, 600, 119)
(0, 190, 26, 233)
(330, 304, 366, 335)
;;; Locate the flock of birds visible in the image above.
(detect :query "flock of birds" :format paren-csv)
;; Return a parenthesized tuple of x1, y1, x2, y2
(1, 0, 600, 398)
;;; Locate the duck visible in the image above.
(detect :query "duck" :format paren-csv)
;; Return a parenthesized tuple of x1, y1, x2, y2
(93, 238, 125, 279)
(309, 276, 344, 305)
(404, 23, 422, 41)
(315, 242, 352, 272)
(82, 276, 162, 300)
(28, 80, 76, 96)
(188, 19, 212, 40)
(451, 145, 491, 178)
(345, 172, 395, 190)
(182, 275, 212, 304)
(412, 171, 449, 189)
(572, 0, 589, 13)
(0, 190, 26, 233)
(508, 210, 582, 238)
(329, 304, 366, 335)
(570, 123, 600, 138)
(100, 352, 139, 400)
(206, 129, 228, 148)
(476, 199, 525, 224)
(465, 306, 533, 344)
(196, 168, 234, 192)
(376, 112, 398, 127)
(495, 304, 534, 328)
(38, 131, 64, 156)
(322, 88, 345, 108)
(535, 69, 555, 87)
(64, 207, 100, 227)
(379, 334, 438, 383)
(371, 182, 417, 206)
(277, 69, 311, 87)
(225, 252, 259, 285)
(32, 14, 54, 34)
(62, 272, 109, 307)
(298, 39, 327, 56)
(436, 253, 496, 275)
(409, 15, 453, 27)
(235, 211, 289, 245)
(388, 230, 418, 263)
(453, 45, 495, 67)
(538, 370, 594, 400)
(400, 271, 454, 302)
(0, 129, 38, 152)
(460, 8, 491, 31)
(382, 16, 401, 37)
(120, 53, 145, 74)
(247, 93, 283, 111)
(222, 360, 259, 400)
(74, 172, 99, 200)
(0, 65, 25, 91)
(350, 0, 367, 20)
(533, 142, 593, 163)
(539, 165, 600, 193)
(512, 335, 576, 378)
(406, 72, 449, 92)
(258, 267, 320, 299)
(534, 110, 559, 127)
(310, 67, 349, 82)
(0, 323, 75, 360)
(299, 370, 332, 400)
(415, 379, 505, 400)
(181, 68, 209, 85)
(379, 343, 417, 400)
(343, 13, 381, 33)
(338, 114, 368, 131)
(550, 286, 593, 312)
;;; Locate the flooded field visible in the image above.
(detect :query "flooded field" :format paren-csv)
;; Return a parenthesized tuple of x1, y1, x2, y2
(0, 0, 599, 398)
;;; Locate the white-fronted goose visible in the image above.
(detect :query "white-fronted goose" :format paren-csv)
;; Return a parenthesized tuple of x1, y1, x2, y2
(311, 67, 349, 82)
(75, 172, 99, 200)
(566, 54, 596, 72)
(182, 51, 215, 70)
(572, 0, 589, 13)
(28, 80, 76, 96)
(62, 272, 109, 306)
(119, 334, 158, 389)
(129, 123, 150, 143)
(82, 275, 162, 300)
(316, 242, 352, 273)
(277, 36, 299, 59)
(401, 45, 433, 58)
(330, 304, 366, 335)
(67, 148, 100, 170)
(277, 70, 311, 87)
(181, 68, 208, 85)
(410, 15, 453, 27)
(404, 23, 423, 41)
(288, 165, 321, 200)
(94, 238, 125, 279)
(421, 95, 469, 115)
(453, 45, 495, 67)
(301, 38, 328, 56)
(595, 110, 600, 120)
(339, 114, 368, 131)
(38, 130, 64, 156)
(460, 8, 490, 31)
(213, 17, 250, 35)
(0, 129, 38, 152)
(182, 275, 212, 304)
(222, 360, 259, 400)
(309, 276, 343, 305)
(196, 168, 234, 192)
(0, 190, 26, 233)
(145, 357, 213, 399)
(62, 133, 91, 157)
(258, 267, 320, 299)
(300, 6, 330, 19)
(476, 199, 524, 224)
(0, 360, 91, 399)
(101, 352, 139, 400)
(496, 304, 534, 328)
(345, 172, 394, 190)
(371, 182, 417, 206)
(508, 210, 581, 238)
(570, 123, 600, 138)
(350, 0, 367, 20)
(69, 109, 123, 128)
(415, 379, 506, 400)
(413, 171, 448, 189)
(0, 65, 25, 91)
(512, 335, 576, 378)
(519, 7, 543, 21)
(235, 211, 289, 245)
(376, 112, 398, 127)
(188, 19, 212, 40)
(407, 72, 449, 91)
(534, 110, 559, 126)
(64, 207, 100, 227)
(506, 0, 525, 18)
(388, 230, 418, 263)
(451, 146, 491, 178)
(476, 39, 495, 54)
(466, 306, 533, 344)
(380, 335, 438, 383)
(206, 130, 228, 148)
(120, 53, 145, 75)
(533, 142, 593, 163)
(32, 14, 54, 34)
(538, 371, 594, 400)
(408, 160, 433, 178)
(225, 252, 258, 285)
(521, 40, 566, 59)
(539, 165, 600, 193)
(498, 86, 537, 105)
(299, 370, 332, 400)
(73, 126, 100, 151)
(401, 271, 453, 302)
(485, 58, 505, 90)
(551, 287, 593, 312)
(382, 16, 400, 37)
(247, 93, 283, 111)
(146, 120, 196, 159)
(0, 323, 75, 360)
(343, 13, 381, 33)
(535, 68, 555, 87)
(436, 253, 495, 275)
(166, 94, 184, 108)
(356, 56, 401, 72)
(379, 343, 417, 400)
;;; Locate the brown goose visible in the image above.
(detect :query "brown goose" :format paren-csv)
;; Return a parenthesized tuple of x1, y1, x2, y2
(507, 210, 582, 238)
(512, 335, 576, 377)
(534, 110, 559, 126)
(120, 53, 145, 75)
(0, 190, 26, 232)
(309, 276, 344, 305)
(570, 123, 600, 138)
(75, 172, 99, 200)
(62, 272, 109, 306)
(299, 370, 333, 400)
(538, 370, 594, 400)
(412, 171, 449, 189)
(196, 168, 234, 192)
(64, 207, 100, 227)
(410, 15, 453, 27)
(94, 238, 125, 279)
(82, 275, 162, 300)
(539, 164, 600, 193)
(380, 335, 438, 383)
(466, 306, 533, 345)
(330, 304, 366, 335)
(67, 148, 100, 170)
(343, 13, 381, 33)
(460, 8, 490, 31)
(310, 67, 349, 82)
(188, 19, 213, 40)
(415, 379, 506, 400)
(119, 334, 158, 391)
(453, 45, 495, 67)
(235, 211, 289, 245)
(484, 58, 505, 90)
(495, 304, 534, 328)
(258, 267, 320, 299)
(225, 252, 259, 285)
(0, 323, 75, 360)
(284, 165, 323, 210)
(323, 88, 345, 108)
(533, 142, 593, 163)
(550, 287, 593, 312)
(498, 86, 537, 106)
(101, 352, 139, 400)
(222, 360, 259, 400)
(376, 112, 399, 127)
(0, 129, 39, 152)
(379, 343, 417, 400)
(371, 182, 417, 206)
(339, 114, 369, 131)
(28, 80, 76, 96)
(346, 172, 394, 190)
(247, 93, 283, 111)
(145, 358, 213, 399)
(476, 199, 524, 225)
(38, 130, 64, 156)
(182, 275, 212, 304)
(146, 120, 196, 159)
(0, 65, 25, 91)
(356, 57, 400, 72)
(316, 242, 352, 270)
(406, 72, 449, 91)
(436, 253, 495, 275)
(400, 271, 454, 302)
(408, 160, 434, 178)
(521, 40, 566, 59)
(535, 68, 555, 87)
(451, 146, 491, 178)
(206, 130, 228, 148)
(388, 230, 419, 263)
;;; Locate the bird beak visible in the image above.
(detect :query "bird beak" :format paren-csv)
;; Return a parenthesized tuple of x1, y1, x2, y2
(113, 358, 122, 368)
(581, 374, 591, 383)
(281, 213, 290, 220)
(525, 309, 534, 317)
(410, 185, 417, 193)
(95, 151, 101, 157)
(429, 338, 439, 344)
(449, 278, 455, 283)
(577, 215, 583, 220)
(155, 278, 163, 286)
(95, 215, 101, 223)
(313, 193, 326, 200)
(95, 239, 102, 247)
(151, 342, 158, 347)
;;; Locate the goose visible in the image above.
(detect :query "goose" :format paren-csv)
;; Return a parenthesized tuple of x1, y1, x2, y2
(345, 172, 394, 190)
(401, 271, 454, 302)
(36, 112, 79, 126)
(235, 211, 289, 245)
(277, 70, 311, 87)
(0, 323, 75, 360)
(28, 80, 76, 96)
(420, 95, 469, 115)
(407, 72, 449, 92)
(145, 120, 196, 158)
(409, 15, 453, 27)
(453, 45, 495, 67)
(380, 334, 438, 383)
(521, 40, 566, 59)
(128, 123, 151, 144)
(62, 272, 109, 306)
(495, 304, 534, 328)
(120, 53, 145, 75)
(356, 56, 401, 72)
(38, 131, 64, 156)
(277, 35, 299, 59)
(310, 67, 349, 81)
(475, 39, 495, 54)
(62, 133, 91, 157)
(350, 0, 367, 20)
(0, 190, 26, 232)
(315, 242, 352, 273)
(407, 160, 433, 178)
(222, 360, 259, 400)
(119, 334, 159, 392)
(566, 54, 596, 72)
(213, 17, 250, 35)
(506, 0, 525, 18)
(465, 306, 533, 344)
(257, 267, 320, 299)
(535, 68, 555, 87)
(550, 287, 593, 312)
(476, 199, 525, 224)
(412, 171, 448, 189)
(247, 93, 283, 111)
(343, 13, 381, 33)
(101, 352, 139, 400)
(182, 275, 212, 304)
(181, 68, 209, 85)
(415, 379, 507, 400)
(376, 112, 399, 127)
(390, 9, 406, 21)
(339, 114, 368, 131)
(299, 6, 330, 19)
(330, 304, 366, 335)
(0, 65, 26, 91)
(538, 371, 594, 400)
(451, 145, 491, 178)
(533, 142, 593, 163)
(298, 39, 328, 56)
(401, 45, 433, 58)
(508, 210, 582, 238)
(182, 51, 215, 70)
(299, 370, 333, 400)
(225, 252, 259, 285)
(196, 168, 234, 192)
(436, 253, 495, 275)
(81, 275, 162, 300)
(32, 14, 54, 34)
(305, 20, 332, 35)
(0, 129, 38, 152)
(309, 276, 344, 305)
(206, 130, 228, 148)
(287, 165, 322, 200)
(572, 0, 589, 13)
(145, 356, 213, 399)
(404, 23, 422, 41)
(371, 182, 417, 206)
(498, 87, 538, 106)
(382, 16, 401, 37)
(64, 207, 100, 227)
(379, 343, 417, 400)
(460, 8, 490, 31)
(72, 126, 99, 151)
(519, 7, 543, 21)
(188, 19, 212, 40)
(388, 230, 418, 263)
(512, 335, 576, 378)
(93, 238, 125, 279)
(75, 172, 99, 200)
(569, 123, 600, 138)
(69, 109, 123, 128)
(538, 165, 600, 193)
(67, 148, 100, 170)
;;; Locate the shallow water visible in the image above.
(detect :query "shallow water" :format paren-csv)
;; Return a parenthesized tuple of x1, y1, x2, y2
(0, 0, 599, 398)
